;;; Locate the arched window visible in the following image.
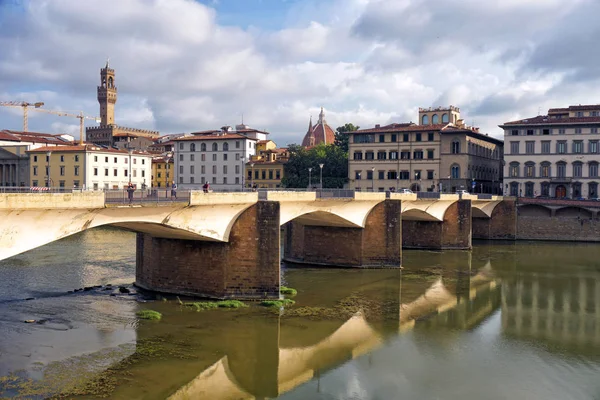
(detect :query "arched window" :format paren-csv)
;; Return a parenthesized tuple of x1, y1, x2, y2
(102, 78, 106, 88)
(589, 161, 599, 178)
(422, 115, 429, 125)
(525, 182, 535, 197)
(589, 182, 598, 199)
(451, 139, 460, 154)
(432, 114, 439, 124)
(223, 142, 229, 151)
(509, 162, 520, 178)
(510, 182, 519, 196)
(451, 164, 460, 179)
(573, 161, 583, 178)
(441, 113, 449, 123)
(190, 143, 196, 152)
(212, 142, 218, 151)
(524, 161, 535, 178)
(540, 161, 551, 178)
(108, 77, 114, 88)
(556, 161, 567, 178)
(201, 143, 206, 151)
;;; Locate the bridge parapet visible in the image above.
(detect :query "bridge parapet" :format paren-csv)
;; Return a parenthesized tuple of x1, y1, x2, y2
(189, 191, 258, 205)
(0, 192, 105, 209)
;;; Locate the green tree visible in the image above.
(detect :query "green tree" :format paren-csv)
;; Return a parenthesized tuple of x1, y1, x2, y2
(334, 123, 359, 153)
(282, 143, 348, 188)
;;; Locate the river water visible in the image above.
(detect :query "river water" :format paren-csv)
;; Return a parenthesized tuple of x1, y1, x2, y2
(1, 228, 599, 399)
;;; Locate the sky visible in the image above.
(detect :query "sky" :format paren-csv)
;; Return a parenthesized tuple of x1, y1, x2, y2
(0, 0, 599, 145)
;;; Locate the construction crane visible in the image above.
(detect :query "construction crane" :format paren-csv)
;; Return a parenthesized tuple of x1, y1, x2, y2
(0, 101, 99, 145)
(0, 101, 45, 132)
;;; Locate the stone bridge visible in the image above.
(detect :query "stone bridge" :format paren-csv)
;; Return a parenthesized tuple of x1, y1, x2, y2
(0, 191, 515, 299)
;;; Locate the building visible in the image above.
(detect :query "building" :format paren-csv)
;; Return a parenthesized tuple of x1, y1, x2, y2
(151, 153, 174, 188)
(246, 147, 289, 189)
(27, 144, 152, 190)
(85, 61, 159, 149)
(301, 108, 335, 147)
(0, 130, 76, 187)
(348, 106, 503, 193)
(500, 104, 600, 198)
(173, 126, 268, 190)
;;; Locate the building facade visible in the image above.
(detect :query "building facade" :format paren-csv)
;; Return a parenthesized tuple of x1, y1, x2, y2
(86, 62, 159, 149)
(27, 145, 152, 190)
(348, 107, 503, 193)
(173, 126, 267, 190)
(151, 153, 174, 188)
(500, 105, 600, 198)
(246, 147, 289, 189)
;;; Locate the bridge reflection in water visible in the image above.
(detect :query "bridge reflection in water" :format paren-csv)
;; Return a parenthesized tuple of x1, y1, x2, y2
(158, 258, 501, 400)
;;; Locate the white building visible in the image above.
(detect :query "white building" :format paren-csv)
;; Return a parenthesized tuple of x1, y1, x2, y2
(28, 144, 152, 190)
(500, 105, 600, 199)
(173, 126, 268, 190)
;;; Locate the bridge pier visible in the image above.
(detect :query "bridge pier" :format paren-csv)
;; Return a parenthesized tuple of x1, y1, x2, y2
(135, 201, 280, 299)
(402, 200, 472, 250)
(283, 199, 402, 268)
(472, 200, 517, 240)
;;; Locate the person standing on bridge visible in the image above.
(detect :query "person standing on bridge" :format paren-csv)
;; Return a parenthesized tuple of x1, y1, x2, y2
(171, 181, 177, 200)
(127, 183, 135, 204)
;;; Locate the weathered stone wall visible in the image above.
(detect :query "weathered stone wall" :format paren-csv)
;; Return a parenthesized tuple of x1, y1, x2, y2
(403, 200, 471, 249)
(517, 215, 600, 242)
(136, 201, 280, 299)
(0, 192, 105, 209)
(283, 200, 402, 268)
(473, 200, 517, 240)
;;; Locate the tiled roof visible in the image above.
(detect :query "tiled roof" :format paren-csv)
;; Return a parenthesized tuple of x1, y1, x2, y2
(441, 127, 504, 145)
(174, 133, 251, 141)
(501, 115, 600, 126)
(301, 120, 335, 147)
(549, 105, 600, 112)
(354, 123, 447, 133)
(27, 144, 151, 155)
(0, 130, 72, 144)
(236, 128, 270, 135)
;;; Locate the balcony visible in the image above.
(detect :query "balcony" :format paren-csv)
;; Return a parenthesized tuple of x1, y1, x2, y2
(549, 177, 572, 183)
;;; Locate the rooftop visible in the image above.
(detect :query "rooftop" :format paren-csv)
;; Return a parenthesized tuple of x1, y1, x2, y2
(500, 115, 600, 126)
(27, 144, 151, 155)
(174, 132, 254, 141)
(0, 130, 73, 145)
(353, 123, 447, 133)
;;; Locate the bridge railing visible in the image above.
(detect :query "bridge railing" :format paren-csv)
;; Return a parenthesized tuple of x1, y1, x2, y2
(104, 189, 192, 205)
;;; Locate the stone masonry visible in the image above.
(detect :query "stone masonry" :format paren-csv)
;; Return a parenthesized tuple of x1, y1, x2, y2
(283, 199, 402, 268)
(472, 200, 517, 240)
(136, 201, 280, 299)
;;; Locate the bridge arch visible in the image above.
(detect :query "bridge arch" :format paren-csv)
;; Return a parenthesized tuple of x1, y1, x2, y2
(555, 206, 593, 218)
(518, 204, 551, 217)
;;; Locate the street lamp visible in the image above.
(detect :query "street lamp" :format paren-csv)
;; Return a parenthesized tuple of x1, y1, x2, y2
(241, 155, 245, 191)
(251, 163, 255, 189)
(128, 147, 133, 186)
(357, 172, 361, 190)
(165, 155, 171, 198)
(319, 163, 324, 189)
(308, 167, 312, 189)
(46, 151, 51, 188)
(371, 166, 375, 192)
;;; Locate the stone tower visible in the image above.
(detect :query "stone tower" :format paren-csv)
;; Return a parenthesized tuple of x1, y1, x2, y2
(97, 60, 117, 126)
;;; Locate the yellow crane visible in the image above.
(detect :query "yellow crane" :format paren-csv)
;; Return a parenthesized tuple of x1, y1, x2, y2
(0, 101, 99, 145)
(0, 101, 45, 132)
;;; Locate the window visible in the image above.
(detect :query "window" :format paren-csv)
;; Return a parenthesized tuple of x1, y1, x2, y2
(413, 151, 423, 159)
(414, 170, 421, 180)
(60, 166, 65, 176)
(589, 182, 598, 198)
(125, 158, 128, 164)
(452, 140, 461, 154)
(33, 166, 38, 176)
(212, 143, 218, 151)
(113, 169, 118, 177)
(190, 154, 195, 161)
(399, 171, 409, 180)
(379, 134, 385, 143)
(391, 134, 397, 142)
(525, 163, 535, 178)
(190, 143, 196, 151)
(355, 171, 361, 180)
(541, 182, 550, 197)
(190, 165, 195, 174)
(525, 182, 534, 197)
(223, 177, 227, 184)
(389, 151, 398, 160)
(261, 170, 266, 179)
(428, 132, 434, 141)
(576, 111, 584, 117)
(416, 133, 422, 142)
(573, 162, 583, 178)
(427, 150, 434, 159)
(33, 155, 38, 162)
(540, 162, 550, 178)
(525, 141, 535, 154)
(105, 168, 109, 176)
(223, 154, 228, 161)
(114, 157, 118, 163)
(201, 165, 205, 174)
(365, 152, 374, 160)
(224, 165, 228, 174)
(201, 143, 207, 151)
(589, 162, 599, 178)
(354, 134, 375, 143)
(201, 154, 206, 161)
(422, 115, 429, 125)
(213, 165, 217, 174)
(180, 177, 184, 184)
(133, 169, 137, 178)
(276, 170, 281, 179)
(451, 164, 460, 179)
(510, 141, 519, 154)
(377, 151, 386, 160)
(235, 165, 240, 174)
(190, 177, 195, 184)
(541, 141, 550, 154)
(353, 152, 363, 160)
(179, 154, 184, 161)
(366, 170, 373, 180)
(526, 129, 534, 136)
(236, 141, 240, 149)
(378, 170, 384, 180)
(509, 162, 519, 178)
(74, 166, 79, 176)
(542, 129, 550, 135)
(557, 162, 567, 178)
(105, 157, 109, 163)
(511, 130, 519, 136)
(400, 151, 410, 160)
(60, 155, 64, 162)
(403, 134, 409, 142)
(427, 170, 434, 180)
(180, 165, 184, 174)
(212, 154, 217, 161)
(573, 140, 583, 154)
(223, 143, 229, 151)
(442, 114, 449, 123)
(142, 159, 145, 165)
(557, 141, 566, 154)
(432, 114, 439, 124)
(592, 112, 599, 117)
(558, 128, 565, 135)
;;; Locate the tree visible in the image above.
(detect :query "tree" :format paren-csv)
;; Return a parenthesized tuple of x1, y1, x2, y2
(282, 143, 348, 188)
(334, 123, 359, 153)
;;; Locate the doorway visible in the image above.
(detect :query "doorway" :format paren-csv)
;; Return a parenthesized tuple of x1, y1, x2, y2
(555, 185, 567, 198)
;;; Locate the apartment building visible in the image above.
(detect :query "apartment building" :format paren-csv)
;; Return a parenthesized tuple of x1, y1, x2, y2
(348, 107, 503, 193)
(246, 146, 289, 189)
(27, 144, 152, 190)
(500, 105, 600, 198)
(173, 126, 266, 190)
(151, 153, 173, 188)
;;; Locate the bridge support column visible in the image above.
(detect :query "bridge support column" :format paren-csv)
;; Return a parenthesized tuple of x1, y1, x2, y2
(473, 200, 517, 240)
(402, 200, 472, 250)
(135, 201, 280, 299)
(283, 199, 402, 268)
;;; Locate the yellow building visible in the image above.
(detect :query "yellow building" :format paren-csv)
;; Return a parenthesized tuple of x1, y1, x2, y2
(246, 148, 289, 188)
(27, 144, 152, 190)
(151, 153, 174, 188)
